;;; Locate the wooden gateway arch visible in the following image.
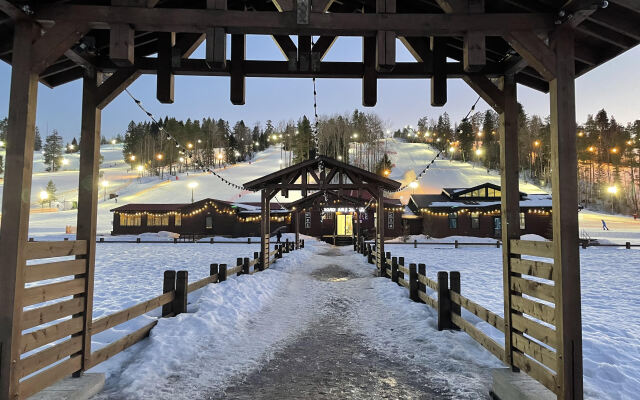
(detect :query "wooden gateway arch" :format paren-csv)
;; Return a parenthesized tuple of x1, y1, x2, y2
(1, 0, 639, 399)
(243, 155, 401, 269)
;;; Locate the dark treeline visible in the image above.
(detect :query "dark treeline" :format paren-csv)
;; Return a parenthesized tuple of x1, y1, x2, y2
(121, 109, 389, 177)
(394, 108, 640, 215)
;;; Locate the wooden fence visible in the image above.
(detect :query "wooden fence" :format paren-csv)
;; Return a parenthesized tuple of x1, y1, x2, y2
(365, 238, 639, 249)
(17, 239, 302, 399)
(354, 237, 561, 396)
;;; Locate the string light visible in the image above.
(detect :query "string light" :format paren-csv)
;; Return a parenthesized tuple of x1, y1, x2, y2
(390, 150, 443, 193)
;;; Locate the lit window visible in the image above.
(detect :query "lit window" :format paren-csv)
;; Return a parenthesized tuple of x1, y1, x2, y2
(147, 215, 169, 226)
(205, 215, 213, 229)
(520, 212, 526, 230)
(175, 214, 182, 226)
(388, 212, 394, 229)
(471, 212, 480, 229)
(305, 212, 311, 229)
(448, 213, 458, 229)
(120, 214, 141, 226)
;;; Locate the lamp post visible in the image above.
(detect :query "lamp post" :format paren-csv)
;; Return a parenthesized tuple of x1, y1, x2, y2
(101, 180, 109, 201)
(136, 165, 144, 181)
(409, 181, 418, 194)
(607, 185, 618, 213)
(39, 191, 48, 208)
(188, 181, 198, 203)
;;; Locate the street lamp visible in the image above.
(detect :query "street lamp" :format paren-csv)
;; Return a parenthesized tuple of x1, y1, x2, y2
(188, 181, 198, 203)
(130, 155, 136, 161)
(101, 180, 109, 201)
(61, 158, 69, 166)
(607, 185, 618, 213)
(39, 191, 48, 208)
(409, 181, 419, 194)
(0, 140, 4, 147)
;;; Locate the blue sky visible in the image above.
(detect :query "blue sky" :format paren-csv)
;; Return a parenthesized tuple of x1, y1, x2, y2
(1, 35, 639, 142)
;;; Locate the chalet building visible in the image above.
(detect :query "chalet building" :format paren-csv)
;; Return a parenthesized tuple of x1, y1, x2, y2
(111, 198, 289, 237)
(110, 192, 403, 241)
(287, 191, 403, 243)
(406, 183, 553, 239)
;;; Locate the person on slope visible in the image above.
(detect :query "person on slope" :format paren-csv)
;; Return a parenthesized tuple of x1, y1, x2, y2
(601, 219, 609, 231)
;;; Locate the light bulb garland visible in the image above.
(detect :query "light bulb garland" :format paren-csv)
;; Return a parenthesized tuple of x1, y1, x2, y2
(390, 150, 443, 193)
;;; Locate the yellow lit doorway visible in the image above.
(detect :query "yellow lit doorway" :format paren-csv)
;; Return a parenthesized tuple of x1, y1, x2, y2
(336, 213, 353, 236)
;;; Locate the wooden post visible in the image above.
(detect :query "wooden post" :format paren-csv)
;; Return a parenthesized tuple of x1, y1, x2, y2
(391, 257, 398, 283)
(243, 257, 250, 274)
(430, 36, 447, 106)
(219, 264, 228, 282)
(626, 241, 631, 250)
(210, 264, 219, 281)
(157, 32, 175, 103)
(437, 271, 451, 331)
(454, 239, 459, 248)
(174, 271, 188, 315)
(162, 270, 176, 316)
(418, 263, 426, 294)
(277, 245, 283, 259)
(409, 263, 419, 302)
(551, 25, 583, 400)
(450, 271, 461, 331)
(261, 189, 271, 269)
(362, 35, 377, 107)
(206, 0, 227, 69)
(74, 68, 103, 376)
(414, 239, 417, 248)
(398, 256, 405, 281)
(301, 239, 304, 248)
(376, 189, 385, 275)
(367, 244, 373, 264)
(295, 210, 300, 249)
(0, 21, 40, 399)
(500, 72, 521, 369)
(236, 257, 243, 276)
(253, 252, 260, 271)
(285, 238, 290, 252)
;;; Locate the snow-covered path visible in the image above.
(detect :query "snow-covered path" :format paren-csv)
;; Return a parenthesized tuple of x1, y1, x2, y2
(92, 239, 500, 399)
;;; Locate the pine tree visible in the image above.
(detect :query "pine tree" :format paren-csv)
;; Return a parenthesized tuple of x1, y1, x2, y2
(45, 180, 57, 207)
(457, 119, 474, 162)
(375, 153, 392, 176)
(43, 130, 64, 172)
(34, 126, 43, 151)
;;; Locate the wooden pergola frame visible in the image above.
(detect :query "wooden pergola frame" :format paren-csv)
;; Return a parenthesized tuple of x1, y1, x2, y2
(0, 0, 638, 399)
(244, 155, 401, 269)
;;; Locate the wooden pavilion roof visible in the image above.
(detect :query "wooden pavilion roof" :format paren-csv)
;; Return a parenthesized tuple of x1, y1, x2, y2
(0, 0, 638, 92)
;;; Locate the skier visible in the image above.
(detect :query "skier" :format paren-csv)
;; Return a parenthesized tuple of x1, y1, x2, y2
(601, 219, 609, 230)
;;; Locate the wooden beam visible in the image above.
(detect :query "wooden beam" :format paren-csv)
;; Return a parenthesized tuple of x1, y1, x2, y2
(297, 0, 310, 24)
(312, 0, 335, 12)
(298, 35, 311, 71)
(34, 6, 556, 36)
(0, 20, 39, 400)
(75, 69, 102, 375)
(206, 0, 226, 69)
(272, 0, 294, 12)
(31, 22, 89, 74)
(362, 36, 377, 107)
(95, 67, 141, 109)
(272, 35, 297, 63)
(376, 0, 396, 72)
(109, 23, 135, 66)
(550, 25, 583, 400)
(462, 75, 504, 113)
(399, 37, 432, 63)
(430, 36, 447, 106)
(230, 34, 245, 105)
(499, 73, 520, 370)
(504, 32, 556, 81)
(312, 36, 337, 61)
(463, 0, 486, 72)
(156, 32, 175, 104)
(0, 0, 29, 20)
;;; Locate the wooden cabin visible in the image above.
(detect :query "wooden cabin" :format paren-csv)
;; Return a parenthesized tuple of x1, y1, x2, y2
(407, 183, 553, 239)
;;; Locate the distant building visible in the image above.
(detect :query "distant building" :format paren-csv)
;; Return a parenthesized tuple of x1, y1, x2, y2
(406, 183, 553, 239)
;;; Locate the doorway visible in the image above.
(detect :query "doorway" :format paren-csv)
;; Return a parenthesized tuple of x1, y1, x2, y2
(336, 213, 353, 236)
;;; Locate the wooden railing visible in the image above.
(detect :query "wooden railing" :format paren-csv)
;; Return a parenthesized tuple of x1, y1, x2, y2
(18, 240, 88, 399)
(353, 236, 559, 396)
(18, 239, 302, 399)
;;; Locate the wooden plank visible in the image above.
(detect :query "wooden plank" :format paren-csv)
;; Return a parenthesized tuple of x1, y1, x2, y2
(91, 291, 174, 335)
(510, 276, 555, 303)
(510, 258, 553, 280)
(31, 22, 89, 74)
(417, 274, 438, 291)
(511, 295, 556, 326)
(25, 240, 88, 260)
(450, 291, 505, 333)
(21, 298, 85, 331)
(451, 313, 505, 363)
(512, 331, 557, 371)
(21, 317, 84, 354)
(0, 21, 40, 399)
(550, 25, 583, 399)
(398, 278, 409, 289)
(511, 314, 557, 349)
(430, 36, 447, 106)
(397, 265, 409, 275)
(19, 336, 83, 378)
(462, 75, 504, 113)
(24, 259, 87, 283)
(512, 351, 559, 394)
(18, 355, 82, 399)
(109, 23, 135, 66)
(504, 32, 556, 81)
(206, 0, 227, 68)
(22, 278, 86, 307)
(95, 67, 141, 109)
(510, 239, 554, 259)
(362, 36, 377, 107)
(187, 275, 218, 294)
(87, 320, 157, 369)
(226, 266, 242, 276)
(418, 290, 438, 309)
(230, 33, 245, 105)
